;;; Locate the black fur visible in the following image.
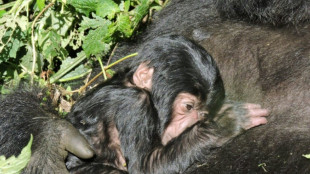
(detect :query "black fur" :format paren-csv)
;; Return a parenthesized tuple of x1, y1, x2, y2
(0, 89, 71, 174)
(215, 0, 310, 26)
(125, 35, 225, 133)
(109, 0, 310, 173)
(67, 35, 252, 173)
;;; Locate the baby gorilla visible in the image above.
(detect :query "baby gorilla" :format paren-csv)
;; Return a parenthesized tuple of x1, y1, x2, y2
(66, 35, 268, 174)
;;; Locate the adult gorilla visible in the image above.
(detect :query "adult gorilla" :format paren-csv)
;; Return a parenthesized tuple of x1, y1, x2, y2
(111, 0, 310, 173)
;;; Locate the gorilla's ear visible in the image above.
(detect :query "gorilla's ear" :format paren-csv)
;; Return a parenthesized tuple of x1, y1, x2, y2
(133, 62, 154, 90)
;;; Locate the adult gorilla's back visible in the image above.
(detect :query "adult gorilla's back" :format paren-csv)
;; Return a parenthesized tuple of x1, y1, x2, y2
(112, 0, 310, 173)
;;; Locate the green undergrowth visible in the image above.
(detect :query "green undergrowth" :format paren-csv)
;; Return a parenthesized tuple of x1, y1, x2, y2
(0, 0, 167, 172)
(0, 0, 167, 94)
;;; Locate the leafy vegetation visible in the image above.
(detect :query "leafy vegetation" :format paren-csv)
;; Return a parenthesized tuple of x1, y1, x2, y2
(0, 0, 167, 172)
(0, 0, 167, 94)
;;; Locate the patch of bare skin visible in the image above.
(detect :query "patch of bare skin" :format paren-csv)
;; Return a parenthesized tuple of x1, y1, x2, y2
(108, 124, 127, 170)
(242, 103, 269, 129)
(91, 122, 127, 171)
(162, 93, 206, 145)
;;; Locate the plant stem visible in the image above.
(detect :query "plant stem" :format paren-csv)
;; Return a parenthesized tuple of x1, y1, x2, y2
(97, 56, 107, 80)
(78, 52, 138, 93)
(31, 2, 54, 85)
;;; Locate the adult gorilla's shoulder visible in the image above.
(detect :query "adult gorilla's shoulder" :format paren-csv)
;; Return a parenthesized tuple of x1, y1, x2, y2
(110, 0, 310, 173)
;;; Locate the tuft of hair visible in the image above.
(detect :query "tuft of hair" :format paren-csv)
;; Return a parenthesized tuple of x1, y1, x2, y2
(215, 0, 310, 26)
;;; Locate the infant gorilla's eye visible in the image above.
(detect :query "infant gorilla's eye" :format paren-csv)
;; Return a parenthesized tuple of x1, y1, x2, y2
(186, 104, 193, 111)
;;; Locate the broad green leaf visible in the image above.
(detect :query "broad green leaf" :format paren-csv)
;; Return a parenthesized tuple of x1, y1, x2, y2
(0, 15, 12, 42)
(0, 15, 16, 28)
(0, 27, 26, 62)
(0, 135, 33, 174)
(66, 0, 98, 16)
(79, 14, 108, 31)
(38, 29, 68, 63)
(20, 45, 43, 75)
(50, 52, 87, 83)
(9, 32, 24, 58)
(59, 56, 75, 70)
(59, 64, 91, 82)
(15, 16, 28, 31)
(36, 0, 45, 11)
(38, 9, 75, 37)
(303, 154, 310, 159)
(117, 13, 133, 38)
(83, 27, 111, 57)
(82, 22, 116, 57)
(36, 10, 75, 49)
(96, 0, 120, 20)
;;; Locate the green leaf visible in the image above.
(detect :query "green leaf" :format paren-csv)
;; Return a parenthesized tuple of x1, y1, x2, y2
(68, 28, 84, 50)
(66, 0, 98, 16)
(37, 0, 45, 11)
(82, 21, 116, 57)
(303, 154, 310, 159)
(119, 1, 125, 12)
(117, 13, 133, 38)
(20, 45, 43, 75)
(15, 16, 28, 31)
(0, 135, 33, 174)
(0, 10, 6, 18)
(50, 52, 87, 83)
(9, 34, 24, 58)
(59, 64, 91, 82)
(69, 29, 84, 50)
(79, 14, 108, 31)
(96, 0, 120, 20)
(38, 29, 68, 63)
(58, 56, 75, 70)
(38, 9, 75, 37)
(83, 27, 111, 57)
(133, 0, 150, 25)
(0, 27, 26, 62)
(124, 0, 131, 12)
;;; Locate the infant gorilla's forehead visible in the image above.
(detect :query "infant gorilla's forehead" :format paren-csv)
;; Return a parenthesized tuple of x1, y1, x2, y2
(140, 37, 219, 96)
